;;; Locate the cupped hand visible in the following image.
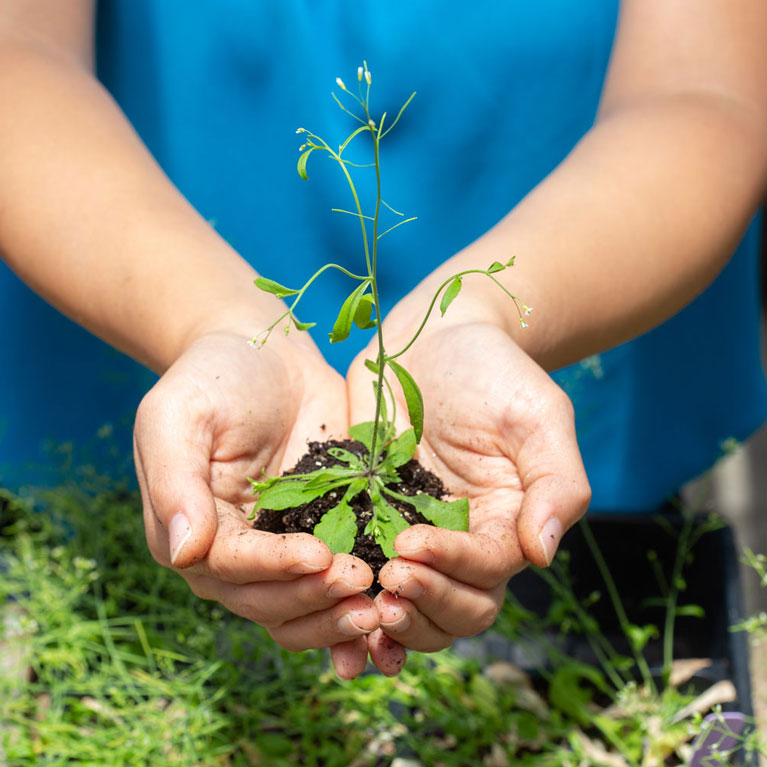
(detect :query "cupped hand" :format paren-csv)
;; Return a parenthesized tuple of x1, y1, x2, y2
(133, 330, 384, 669)
(346, 316, 590, 656)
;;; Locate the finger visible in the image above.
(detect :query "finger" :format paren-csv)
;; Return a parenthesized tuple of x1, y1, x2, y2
(182, 500, 333, 582)
(509, 395, 591, 568)
(184, 553, 372, 625)
(134, 383, 219, 569)
(267, 594, 379, 651)
(392, 519, 526, 591)
(366, 629, 407, 677)
(374, 591, 454, 653)
(378, 558, 506, 637)
(330, 637, 369, 680)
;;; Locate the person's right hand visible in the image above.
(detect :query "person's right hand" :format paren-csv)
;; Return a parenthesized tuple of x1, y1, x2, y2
(133, 330, 383, 666)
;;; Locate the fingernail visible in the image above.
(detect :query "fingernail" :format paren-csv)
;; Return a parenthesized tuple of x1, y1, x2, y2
(394, 547, 435, 565)
(328, 580, 364, 598)
(337, 614, 371, 637)
(538, 517, 563, 566)
(380, 612, 411, 632)
(169, 513, 192, 566)
(288, 561, 328, 575)
(390, 577, 424, 600)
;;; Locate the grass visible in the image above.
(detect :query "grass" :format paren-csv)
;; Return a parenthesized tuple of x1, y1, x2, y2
(1, 472, 765, 766)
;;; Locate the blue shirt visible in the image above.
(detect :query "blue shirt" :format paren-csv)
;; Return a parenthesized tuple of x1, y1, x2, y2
(1, 1, 763, 508)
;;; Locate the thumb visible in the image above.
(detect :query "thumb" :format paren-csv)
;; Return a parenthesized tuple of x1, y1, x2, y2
(511, 401, 591, 569)
(516, 474, 591, 568)
(134, 388, 218, 570)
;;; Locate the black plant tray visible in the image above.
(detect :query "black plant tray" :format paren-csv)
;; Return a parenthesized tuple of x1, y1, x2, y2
(495, 511, 753, 716)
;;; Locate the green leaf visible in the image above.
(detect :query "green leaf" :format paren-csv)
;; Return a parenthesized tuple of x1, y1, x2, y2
(353, 294, 377, 330)
(549, 661, 608, 726)
(368, 495, 410, 559)
(297, 148, 315, 180)
(364, 359, 379, 374)
(291, 316, 316, 331)
(349, 421, 384, 454)
(254, 277, 300, 298)
(386, 360, 424, 443)
(506, 256, 516, 267)
(313, 496, 358, 554)
(326, 446, 365, 469)
(254, 480, 332, 511)
(329, 281, 369, 343)
(303, 468, 358, 490)
(439, 277, 462, 317)
(380, 429, 416, 469)
(675, 604, 706, 619)
(625, 623, 659, 653)
(397, 492, 469, 532)
(487, 261, 506, 274)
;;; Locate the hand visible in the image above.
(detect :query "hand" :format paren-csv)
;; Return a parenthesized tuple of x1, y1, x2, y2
(346, 313, 590, 657)
(133, 330, 381, 662)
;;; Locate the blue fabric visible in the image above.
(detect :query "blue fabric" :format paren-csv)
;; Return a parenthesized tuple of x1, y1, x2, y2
(1, 1, 764, 510)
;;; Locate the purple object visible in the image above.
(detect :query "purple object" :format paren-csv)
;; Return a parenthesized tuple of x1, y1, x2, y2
(690, 712, 747, 766)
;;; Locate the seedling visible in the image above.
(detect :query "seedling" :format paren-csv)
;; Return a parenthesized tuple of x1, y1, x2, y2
(248, 63, 528, 558)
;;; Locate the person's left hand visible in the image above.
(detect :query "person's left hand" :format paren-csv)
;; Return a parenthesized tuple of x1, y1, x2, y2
(344, 308, 590, 664)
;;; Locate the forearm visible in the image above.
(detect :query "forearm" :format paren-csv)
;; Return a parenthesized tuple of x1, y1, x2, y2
(0, 39, 289, 373)
(424, 96, 767, 371)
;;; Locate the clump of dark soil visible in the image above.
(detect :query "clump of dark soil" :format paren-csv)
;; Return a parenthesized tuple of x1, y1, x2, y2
(252, 439, 447, 594)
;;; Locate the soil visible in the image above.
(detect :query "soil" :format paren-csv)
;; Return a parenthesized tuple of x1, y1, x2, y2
(252, 438, 447, 595)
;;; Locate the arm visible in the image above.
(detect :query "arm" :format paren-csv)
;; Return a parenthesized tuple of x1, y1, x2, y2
(0, 2, 388, 668)
(0, 1, 290, 371)
(390, 0, 767, 371)
(356, 0, 767, 652)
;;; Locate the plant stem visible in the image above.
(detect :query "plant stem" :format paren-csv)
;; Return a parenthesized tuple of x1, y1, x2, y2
(579, 518, 658, 694)
(662, 508, 694, 686)
(367, 127, 388, 476)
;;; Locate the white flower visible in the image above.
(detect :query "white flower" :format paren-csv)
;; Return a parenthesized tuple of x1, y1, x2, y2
(365, 69, 372, 85)
(523, 304, 534, 316)
(519, 319, 529, 329)
(299, 144, 306, 151)
(296, 127, 305, 134)
(336, 77, 346, 90)
(357, 66, 363, 81)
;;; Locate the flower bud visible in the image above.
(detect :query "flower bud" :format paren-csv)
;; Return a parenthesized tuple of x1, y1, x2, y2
(357, 66, 363, 82)
(365, 70, 372, 85)
(336, 77, 346, 90)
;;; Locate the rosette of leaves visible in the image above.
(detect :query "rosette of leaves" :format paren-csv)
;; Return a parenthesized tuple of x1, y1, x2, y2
(248, 425, 469, 557)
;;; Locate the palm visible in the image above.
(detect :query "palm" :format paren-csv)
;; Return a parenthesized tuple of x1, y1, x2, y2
(175, 332, 348, 505)
(344, 320, 588, 657)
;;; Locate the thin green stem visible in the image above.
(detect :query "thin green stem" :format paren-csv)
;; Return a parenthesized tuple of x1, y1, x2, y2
(386, 269, 522, 362)
(258, 263, 368, 341)
(535, 566, 628, 691)
(662, 509, 695, 686)
(579, 518, 658, 694)
(368, 129, 388, 475)
(377, 217, 417, 240)
(331, 151, 373, 277)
